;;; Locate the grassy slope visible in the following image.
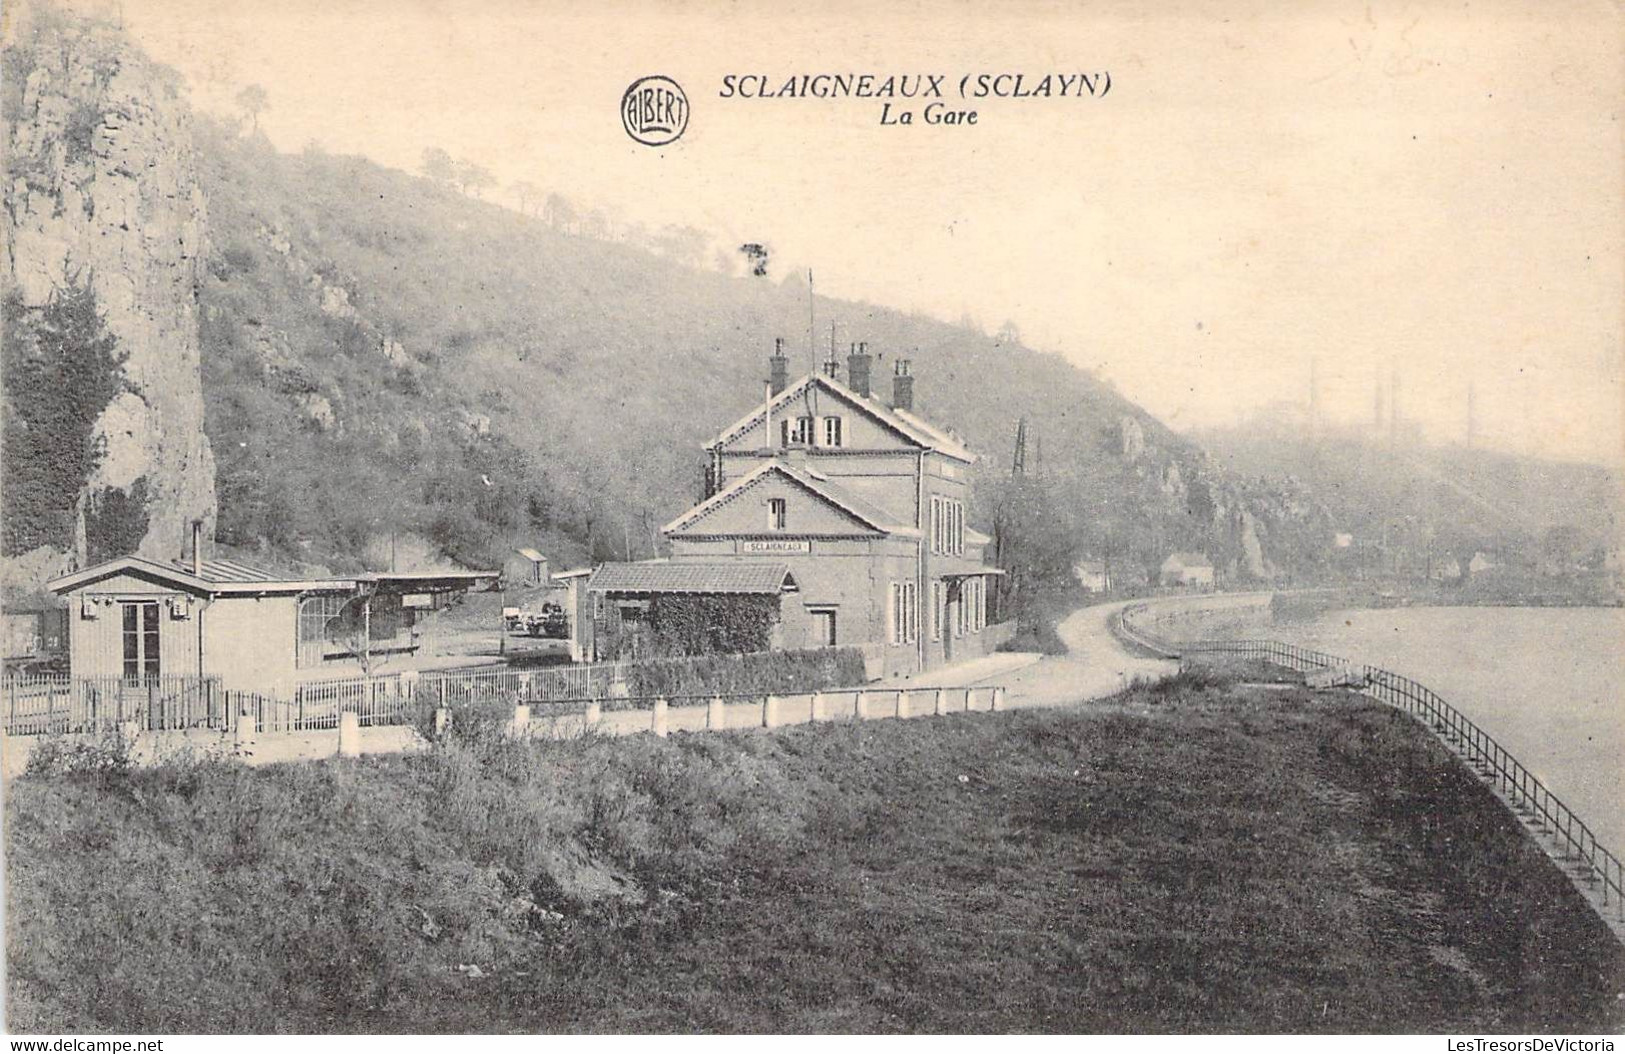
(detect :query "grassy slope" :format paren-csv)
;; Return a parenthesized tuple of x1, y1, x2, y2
(191, 122, 1333, 577)
(7, 675, 1622, 1033)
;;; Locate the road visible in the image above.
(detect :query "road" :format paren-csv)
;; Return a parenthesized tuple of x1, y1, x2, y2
(996, 600, 1178, 709)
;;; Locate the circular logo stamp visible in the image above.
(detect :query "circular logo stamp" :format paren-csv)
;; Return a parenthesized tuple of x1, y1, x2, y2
(621, 76, 689, 146)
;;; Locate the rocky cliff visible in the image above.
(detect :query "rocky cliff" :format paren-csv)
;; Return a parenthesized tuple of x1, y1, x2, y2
(2, 1, 216, 593)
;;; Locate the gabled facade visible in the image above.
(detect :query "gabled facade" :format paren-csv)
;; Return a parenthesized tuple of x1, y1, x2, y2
(633, 343, 1005, 676)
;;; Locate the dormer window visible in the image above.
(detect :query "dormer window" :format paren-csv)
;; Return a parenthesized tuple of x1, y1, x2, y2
(823, 416, 843, 447)
(783, 416, 814, 445)
(768, 498, 787, 531)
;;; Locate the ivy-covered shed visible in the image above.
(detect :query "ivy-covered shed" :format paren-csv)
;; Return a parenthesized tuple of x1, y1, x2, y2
(584, 561, 800, 660)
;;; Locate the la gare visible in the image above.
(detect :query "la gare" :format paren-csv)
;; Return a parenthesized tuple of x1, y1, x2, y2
(879, 101, 978, 126)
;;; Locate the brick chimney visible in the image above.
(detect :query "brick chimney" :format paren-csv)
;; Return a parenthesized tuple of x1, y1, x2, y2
(891, 359, 914, 412)
(847, 342, 873, 398)
(769, 338, 789, 395)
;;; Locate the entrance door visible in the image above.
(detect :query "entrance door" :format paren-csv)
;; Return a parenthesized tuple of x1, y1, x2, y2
(811, 608, 837, 647)
(121, 601, 160, 681)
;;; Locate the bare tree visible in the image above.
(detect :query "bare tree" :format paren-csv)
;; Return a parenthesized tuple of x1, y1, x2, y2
(235, 84, 269, 134)
(511, 180, 540, 216)
(542, 193, 577, 232)
(420, 147, 455, 187)
(457, 161, 496, 199)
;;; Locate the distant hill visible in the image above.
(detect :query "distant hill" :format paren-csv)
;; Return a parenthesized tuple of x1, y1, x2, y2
(1194, 414, 1621, 565)
(190, 121, 1342, 583)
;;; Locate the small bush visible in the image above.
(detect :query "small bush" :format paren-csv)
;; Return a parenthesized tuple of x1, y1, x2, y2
(22, 728, 134, 787)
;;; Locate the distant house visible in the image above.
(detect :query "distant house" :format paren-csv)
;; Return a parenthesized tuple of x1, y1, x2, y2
(1430, 556, 1463, 581)
(1467, 551, 1496, 577)
(504, 548, 550, 589)
(1160, 552, 1214, 589)
(1073, 560, 1110, 594)
(1333, 532, 1354, 549)
(48, 554, 497, 695)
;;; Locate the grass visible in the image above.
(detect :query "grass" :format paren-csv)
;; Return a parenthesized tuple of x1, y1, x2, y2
(6, 673, 1623, 1033)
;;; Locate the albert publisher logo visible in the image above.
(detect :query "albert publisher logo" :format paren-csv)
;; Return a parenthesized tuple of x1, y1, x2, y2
(621, 76, 689, 146)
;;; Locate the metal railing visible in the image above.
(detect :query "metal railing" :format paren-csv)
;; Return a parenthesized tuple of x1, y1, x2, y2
(4, 674, 230, 735)
(1165, 634, 1625, 924)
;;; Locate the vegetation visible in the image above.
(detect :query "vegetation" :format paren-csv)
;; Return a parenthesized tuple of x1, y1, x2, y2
(186, 115, 1337, 582)
(8, 673, 1621, 1033)
(618, 646, 868, 700)
(1, 282, 129, 556)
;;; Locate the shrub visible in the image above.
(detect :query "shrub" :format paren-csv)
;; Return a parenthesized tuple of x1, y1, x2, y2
(22, 728, 134, 787)
(621, 646, 867, 699)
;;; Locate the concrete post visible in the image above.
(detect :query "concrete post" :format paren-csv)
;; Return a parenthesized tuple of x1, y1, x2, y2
(230, 707, 252, 755)
(433, 707, 451, 736)
(338, 711, 361, 758)
(810, 692, 827, 723)
(992, 687, 1008, 712)
(584, 702, 602, 728)
(855, 690, 870, 721)
(895, 690, 911, 720)
(706, 695, 726, 730)
(511, 704, 530, 738)
(934, 689, 948, 716)
(651, 698, 669, 738)
(763, 694, 783, 729)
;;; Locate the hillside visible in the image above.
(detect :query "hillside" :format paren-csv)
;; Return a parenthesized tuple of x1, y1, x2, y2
(1195, 414, 1621, 573)
(2, 3, 1336, 594)
(190, 120, 1334, 582)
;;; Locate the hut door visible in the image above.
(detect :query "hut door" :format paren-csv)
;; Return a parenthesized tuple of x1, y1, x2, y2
(121, 601, 161, 682)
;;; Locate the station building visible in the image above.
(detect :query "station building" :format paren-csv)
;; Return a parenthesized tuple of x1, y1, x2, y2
(587, 344, 1008, 677)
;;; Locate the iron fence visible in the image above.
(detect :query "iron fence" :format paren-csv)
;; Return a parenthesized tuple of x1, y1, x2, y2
(1171, 635, 1625, 923)
(3, 674, 230, 735)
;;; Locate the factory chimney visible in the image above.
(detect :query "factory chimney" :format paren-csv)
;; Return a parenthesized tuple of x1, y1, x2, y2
(769, 338, 789, 395)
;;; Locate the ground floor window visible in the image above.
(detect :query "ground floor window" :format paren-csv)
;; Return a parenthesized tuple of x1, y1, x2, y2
(889, 581, 917, 645)
(930, 581, 944, 641)
(121, 601, 160, 680)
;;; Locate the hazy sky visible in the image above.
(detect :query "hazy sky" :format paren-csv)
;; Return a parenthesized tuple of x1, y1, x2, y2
(107, 0, 1623, 465)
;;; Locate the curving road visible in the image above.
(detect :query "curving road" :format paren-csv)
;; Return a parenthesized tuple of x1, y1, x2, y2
(997, 600, 1178, 709)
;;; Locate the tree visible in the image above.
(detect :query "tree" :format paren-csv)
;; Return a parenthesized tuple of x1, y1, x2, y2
(511, 180, 540, 216)
(456, 161, 496, 199)
(2, 282, 128, 556)
(738, 242, 770, 277)
(420, 147, 455, 187)
(580, 209, 610, 240)
(542, 193, 577, 232)
(996, 319, 1022, 344)
(235, 84, 269, 134)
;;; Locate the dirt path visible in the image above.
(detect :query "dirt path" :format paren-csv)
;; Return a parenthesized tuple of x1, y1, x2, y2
(997, 600, 1178, 709)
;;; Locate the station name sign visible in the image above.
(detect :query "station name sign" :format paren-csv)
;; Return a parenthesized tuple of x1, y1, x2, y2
(740, 539, 811, 553)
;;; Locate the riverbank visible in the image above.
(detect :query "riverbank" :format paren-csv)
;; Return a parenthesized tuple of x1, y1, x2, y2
(7, 670, 1621, 1033)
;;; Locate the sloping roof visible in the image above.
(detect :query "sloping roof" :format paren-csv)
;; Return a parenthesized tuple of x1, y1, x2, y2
(1162, 551, 1214, 570)
(662, 460, 919, 537)
(587, 561, 795, 595)
(515, 548, 546, 562)
(48, 556, 355, 597)
(706, 373, 976, 464)
(49, 555, 496, 597)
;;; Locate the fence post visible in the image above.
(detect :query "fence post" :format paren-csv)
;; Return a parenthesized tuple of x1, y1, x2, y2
(895, 690, 911, 720)
(707, 695, 726, 729)
(991, 686, 1007, 712)
(232, 698, 254, 755)
(935, 689, 948, 716)
(338, 711, 361, 758)
(434, 707, 451, 737)
(651, 698, 669, 738)
(855, 690, 870, 721)
(510, 704, 530, 739)
(809, 691, 826, 723)
(763, 694, 783, 729)
(584, 701, 602, 729)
